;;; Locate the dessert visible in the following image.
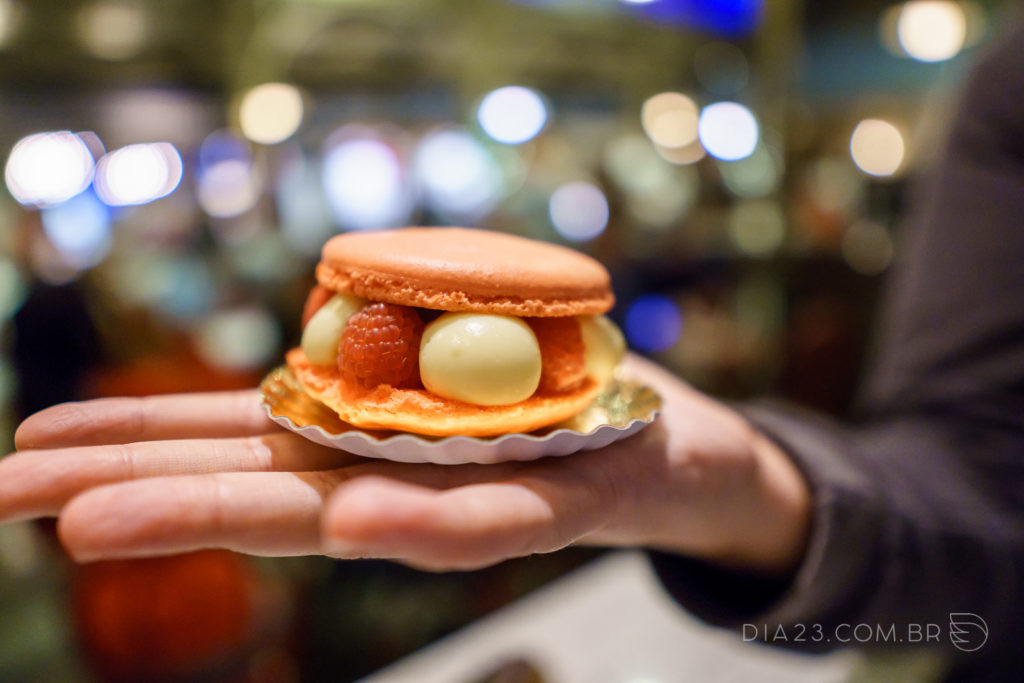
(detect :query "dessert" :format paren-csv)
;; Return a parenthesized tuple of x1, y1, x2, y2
(287, 227, 625, 437)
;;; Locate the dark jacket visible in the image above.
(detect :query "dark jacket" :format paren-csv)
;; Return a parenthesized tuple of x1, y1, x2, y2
(651, 17, 1024, 682)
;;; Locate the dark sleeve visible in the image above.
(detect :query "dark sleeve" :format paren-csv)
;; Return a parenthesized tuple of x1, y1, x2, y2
(650, 19, 1024, 664)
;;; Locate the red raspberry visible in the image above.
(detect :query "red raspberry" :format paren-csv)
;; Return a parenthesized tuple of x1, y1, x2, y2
(301, 284, 334, 328)
(526, 317, 587, 393)
(338, 302, 424, 389)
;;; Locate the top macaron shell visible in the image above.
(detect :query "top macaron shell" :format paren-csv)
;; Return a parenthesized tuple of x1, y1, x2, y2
(315, 227, 614, 317)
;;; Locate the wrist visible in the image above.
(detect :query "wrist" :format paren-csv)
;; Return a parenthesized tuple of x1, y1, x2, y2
(722, 427, 812, 577)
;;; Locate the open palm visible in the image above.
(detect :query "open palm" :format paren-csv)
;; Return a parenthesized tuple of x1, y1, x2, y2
(0, 355, 809, 574)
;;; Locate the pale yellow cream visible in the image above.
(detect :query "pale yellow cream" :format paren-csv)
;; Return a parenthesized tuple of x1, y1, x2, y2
(419, 313, 542, 406)
(580, 314, 625, 384)
(301, 293, 366, 365)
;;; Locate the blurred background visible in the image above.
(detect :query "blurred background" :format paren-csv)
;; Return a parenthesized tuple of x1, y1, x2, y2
(0, 0, 1012, 680)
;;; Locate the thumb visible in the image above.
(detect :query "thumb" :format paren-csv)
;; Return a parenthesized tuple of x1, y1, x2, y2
(320, 463, 617, 571)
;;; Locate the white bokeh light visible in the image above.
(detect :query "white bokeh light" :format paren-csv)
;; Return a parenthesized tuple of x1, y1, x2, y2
(897, 1, 967, 62)
(5, 131, 95, 206)
(477, 86, 548, 145)
(641, 92, 699, 149)
(414, 129, 502, 219)
(697, 102, 759, 161)
(238, 82, 304, 145)
(323, 138, 411, 230)
(549, 181, 609, 242)
(95, 142, 182, 206)
(850, 119, 905, 177)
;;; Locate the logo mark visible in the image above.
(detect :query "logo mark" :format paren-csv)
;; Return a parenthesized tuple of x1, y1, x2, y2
(949, 613, 988, 652)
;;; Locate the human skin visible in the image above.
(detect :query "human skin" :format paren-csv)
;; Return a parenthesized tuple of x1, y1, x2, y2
(0, 354, 811, 576)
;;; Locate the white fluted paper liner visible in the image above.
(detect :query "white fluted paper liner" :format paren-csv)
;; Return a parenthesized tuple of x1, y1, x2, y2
(260, 366, 661, 465)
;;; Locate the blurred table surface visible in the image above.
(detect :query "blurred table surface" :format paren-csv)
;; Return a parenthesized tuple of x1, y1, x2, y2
(363, 550, 859, 683)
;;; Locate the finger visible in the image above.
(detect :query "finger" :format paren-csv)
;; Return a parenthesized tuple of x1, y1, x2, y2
(321, 463, 616, 571)
(58, 469, 351, 561)
(14, 391, 275, 450)
(55, 459, 513, 561)
(0, 433, 360, 523)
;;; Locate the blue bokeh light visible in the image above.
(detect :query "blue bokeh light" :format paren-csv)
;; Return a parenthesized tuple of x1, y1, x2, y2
(625, 0, 763, 37)
(154, 257, 217, 319)
(625, 294, 683, 353)
(40, 189, 112, 268)
(197, 130, 251, 176)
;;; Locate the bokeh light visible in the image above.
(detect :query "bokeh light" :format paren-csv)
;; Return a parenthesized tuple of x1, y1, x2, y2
(95, 143, 182, 206)
(603, 133, 698, 228)
(0, 0, 21, 48)
(626, 295, 683, 353)
(842, 220, 894, 275)
(40, 190, 112, 268)
(850, 119, 904, 177)
(728, 198, 786, 256)
(641, 92, 699, 149)
(698, 102, 758, 161)
(413, 129, 503, 220)
(196, 128, 258, 218)
(717, 140, 781, 198)
(655, 140, 706, 165)
(603, 133, 669, 194)
(77, 0, 147, 61)
(198, 129, 252, 174)
(323, 136, 411, 231)
(197, 159, 261, 218)
(238, 83, 304, 145)
(897, 1, 966, 63)
(622, 0, 764, 35)
(5, 131, 95, 206)
(193, 307, 281, 371)
(153, 257, 216, 318)
(626, 172, 697, 228)
(803, 157, 864, 215)
(548, 181, 609, 242)
(477, 86, 548, 145)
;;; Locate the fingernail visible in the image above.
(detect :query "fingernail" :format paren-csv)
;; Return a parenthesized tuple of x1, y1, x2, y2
(323, 533, 366, 558)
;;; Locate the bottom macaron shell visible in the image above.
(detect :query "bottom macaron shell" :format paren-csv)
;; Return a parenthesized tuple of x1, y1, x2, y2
(285, 348, 601, 437)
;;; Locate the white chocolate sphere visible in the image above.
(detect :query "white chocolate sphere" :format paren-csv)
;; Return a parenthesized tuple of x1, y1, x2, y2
(300, 293, 366, 365)
(419, 313, 542, 406)
(579, 314, 625, 384)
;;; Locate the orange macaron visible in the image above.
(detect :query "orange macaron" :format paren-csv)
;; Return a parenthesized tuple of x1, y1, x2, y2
(289, 227, 625, 437)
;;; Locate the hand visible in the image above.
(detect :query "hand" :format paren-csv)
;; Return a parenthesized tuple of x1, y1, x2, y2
(0, 355, 810, 574)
